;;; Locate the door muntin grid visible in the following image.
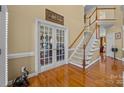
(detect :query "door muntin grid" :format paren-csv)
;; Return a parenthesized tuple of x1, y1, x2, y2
(40, 24, 53, 66)
(56, 29, 65, 62)
(39, 22, 66, 69)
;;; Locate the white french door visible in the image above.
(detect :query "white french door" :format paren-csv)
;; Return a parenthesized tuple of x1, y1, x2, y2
(0, 5, 8, 86)
(35, 19, 68, 73)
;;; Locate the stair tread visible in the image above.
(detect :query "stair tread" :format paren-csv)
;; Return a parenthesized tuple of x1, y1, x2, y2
(78, 46, 83, 48)
(87, 53, 93, 56)
(73, 55, 83, 59)
(86, 56, 92, 60)
(70, 33, 99, 67)
(69, 60, 83, 65)
(90, 48, 99, 52)
(75, 52, 83, 55)
(71, 56, 83, 61)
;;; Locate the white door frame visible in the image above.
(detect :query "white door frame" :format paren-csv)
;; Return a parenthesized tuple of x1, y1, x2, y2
(0, 5, 8, 86)
(35, 18, 68, 74)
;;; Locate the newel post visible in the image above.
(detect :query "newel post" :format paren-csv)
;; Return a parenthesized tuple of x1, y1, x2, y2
(83, 44, 86, 69)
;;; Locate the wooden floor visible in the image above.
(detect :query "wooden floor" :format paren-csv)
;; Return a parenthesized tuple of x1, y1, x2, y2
(28, 57, 124, 87)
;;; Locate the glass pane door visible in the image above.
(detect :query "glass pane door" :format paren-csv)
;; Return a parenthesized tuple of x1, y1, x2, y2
(36, 19, 68, 73)
(56, 28, 65, 62)
(39, 24, 53, 67)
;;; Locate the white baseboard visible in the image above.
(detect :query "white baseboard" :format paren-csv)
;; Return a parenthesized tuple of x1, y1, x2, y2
(122, 58, 124, 61)
(115, 57, 123, 61)
(28, 72, 37, 78)
(69, 57, 100, 69)
(107, 56, 124, 62)
(69, 61, 83, 68)
(115, 57, 124, 62)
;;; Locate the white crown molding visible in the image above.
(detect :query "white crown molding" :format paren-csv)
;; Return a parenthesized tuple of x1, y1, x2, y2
(8, 52, 34, 60)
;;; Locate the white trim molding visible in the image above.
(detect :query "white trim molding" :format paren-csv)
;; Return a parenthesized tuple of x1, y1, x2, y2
(69, 57, 100, 69)
(0, 5, 8, 87)
(28, 72, 37, 78)
(35, 18, 68, 74)
(108, 56, 124, 62)
(115, 57, 123, 61)
(8, 52, 34, 59)
(69, 62, 83, 69)
(122, 58, 124, 61)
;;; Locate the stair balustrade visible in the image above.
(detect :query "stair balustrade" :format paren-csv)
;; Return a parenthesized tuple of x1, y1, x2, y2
(69, 7, 116, 69)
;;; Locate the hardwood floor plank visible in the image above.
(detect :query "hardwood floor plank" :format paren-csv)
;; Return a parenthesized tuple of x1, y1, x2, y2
(28, 57, 124, 87)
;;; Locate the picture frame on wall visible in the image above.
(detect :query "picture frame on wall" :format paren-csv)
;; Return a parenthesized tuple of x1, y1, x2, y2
(45, 9, 64, 25)
(115, 32, 121, 39)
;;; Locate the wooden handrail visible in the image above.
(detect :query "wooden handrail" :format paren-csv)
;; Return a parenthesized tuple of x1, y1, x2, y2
(69, 19, 96, 49)
(85, 24, 97, 47)
(97, 8, 116, 10)
(97, 19, 117, 21)
(85, 19, 96, 28)
(82, 23, 98, 68)
(83, 7, 116, 46)
(69, 7, 116, 49)
(69, 27, 86, 48)
(82, 7, 116, 68)
(69, 18, 97, 49)
(86, 7, 116, 19)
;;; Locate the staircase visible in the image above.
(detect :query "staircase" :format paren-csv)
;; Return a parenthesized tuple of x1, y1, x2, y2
(69, 7, 116, 69)
(69, 26, 100, 68)
(85, 32, 100, 67)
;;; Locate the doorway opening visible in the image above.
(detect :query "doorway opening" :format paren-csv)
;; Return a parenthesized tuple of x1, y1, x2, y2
(100, 37, 106, 61)
(100, 37, 106, 53)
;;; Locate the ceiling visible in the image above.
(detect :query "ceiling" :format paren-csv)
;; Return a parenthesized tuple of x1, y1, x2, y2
(84, 5, 96, 14)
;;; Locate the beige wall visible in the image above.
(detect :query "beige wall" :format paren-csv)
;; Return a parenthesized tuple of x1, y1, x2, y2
(107, 6, 123, 59)
(8, 5, 84, 80)
(8, 57, 34, 80)
(107, 27, 123, 59)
